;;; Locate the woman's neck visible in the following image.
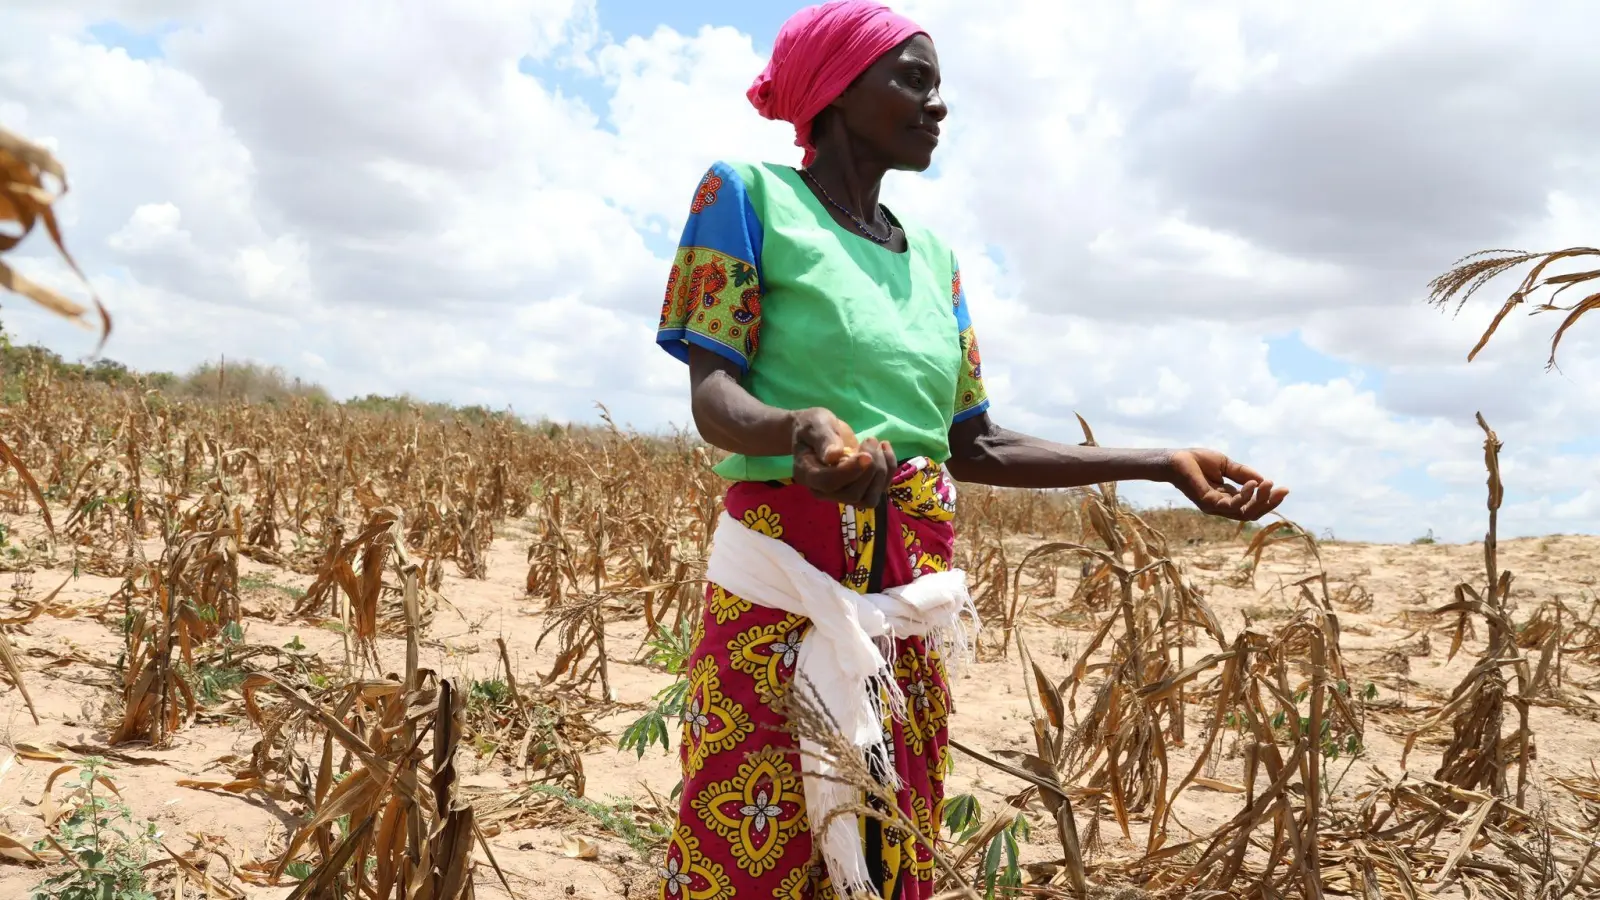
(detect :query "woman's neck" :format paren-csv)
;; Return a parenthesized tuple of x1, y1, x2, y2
(804, 149, 889, 227)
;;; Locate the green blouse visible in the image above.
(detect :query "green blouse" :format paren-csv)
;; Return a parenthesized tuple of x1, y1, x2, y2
(655, 160, 990, 483)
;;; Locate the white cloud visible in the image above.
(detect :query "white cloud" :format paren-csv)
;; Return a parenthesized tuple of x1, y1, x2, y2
(0, 0, 1597, 543)
(108, 202, 188, 254)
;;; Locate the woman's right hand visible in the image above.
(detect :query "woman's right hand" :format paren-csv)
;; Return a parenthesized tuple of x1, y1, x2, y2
(791, 408, 896, 508)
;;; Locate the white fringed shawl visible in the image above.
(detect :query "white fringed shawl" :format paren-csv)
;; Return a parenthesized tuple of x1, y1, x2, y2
(703, 510, 979, 898)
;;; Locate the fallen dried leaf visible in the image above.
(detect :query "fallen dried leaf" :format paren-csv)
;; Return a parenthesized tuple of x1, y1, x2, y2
(561, 834, 598, 861)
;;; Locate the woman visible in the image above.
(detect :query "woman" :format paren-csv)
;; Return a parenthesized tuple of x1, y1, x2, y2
(652, 2, 1289, 897)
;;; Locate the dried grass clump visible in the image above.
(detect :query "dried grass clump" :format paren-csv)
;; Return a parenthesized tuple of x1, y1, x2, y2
(294, 505, 440, 663)
(1139, 607, 1360, 899)
(0, 125, 111, 344)
(227, 671, 500, 899)
(185, 568, 507, 898)
(459, 638, 599, 790)
(961, 420, 1236, 850)
(1401, 416, 1536, 816)
(1519, 596, 1600, 678)
(1427, 247, 1600, 367)
(107, 512, 242, 746)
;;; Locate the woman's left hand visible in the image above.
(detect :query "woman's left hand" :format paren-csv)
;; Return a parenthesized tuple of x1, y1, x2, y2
(1166, 449, 1289, 521)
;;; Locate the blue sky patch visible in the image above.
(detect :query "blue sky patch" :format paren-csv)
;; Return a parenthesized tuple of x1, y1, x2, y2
(520, 0, 788, 134)
(1387, 462, 1452, 502)
(86, 20, 179, 60)
(600, 0, 787, 50)
(517, 55, 614, 129)
(1555, 433, 1600, 456)
(1266, 330, 1376, 389)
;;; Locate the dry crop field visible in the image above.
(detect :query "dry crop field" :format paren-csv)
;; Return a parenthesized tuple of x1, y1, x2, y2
(5, 126, 1600, 900)
(0, 372, 1597, 900)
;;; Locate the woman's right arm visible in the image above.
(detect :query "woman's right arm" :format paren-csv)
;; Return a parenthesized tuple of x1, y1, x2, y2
(688, 346, 898, 507)
(688, 346, 798, 458)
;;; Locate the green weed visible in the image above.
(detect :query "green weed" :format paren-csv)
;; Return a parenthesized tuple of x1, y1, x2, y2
(30, 758, 161, 900)
(184, 620, 247, 706)
(976, 812, 1029, 900)
(942, 792, 983, 842)
(618, 620, 694, 760)
(526, 784, 668, 857)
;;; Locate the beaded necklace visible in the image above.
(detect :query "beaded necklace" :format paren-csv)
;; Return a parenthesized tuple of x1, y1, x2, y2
(799, 167, 895, 245)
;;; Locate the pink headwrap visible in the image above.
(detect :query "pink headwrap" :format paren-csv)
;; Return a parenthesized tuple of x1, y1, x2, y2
(747, 0, 927, 167)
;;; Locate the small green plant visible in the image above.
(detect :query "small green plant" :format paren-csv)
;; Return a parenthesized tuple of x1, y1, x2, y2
(618, 620, 695, 760)
(467, 677, 513, 712)
(1412, 529, 1437, 545)
(277, 633, 326, 684)
(0, 520, 19, 562)
(527, 784, 668, 857)
(31, 758, 161, 900)
(187, 620, 246, 706)
(465, 678, 516, 741)
(643, 618, 695, 672)
(942, 793, 983, 842)
(239, 572, 275, 592)
(1321, 680, 1378, 799)
(1267, 680, 1378, 802)
(975, 812, 1029, 900)
(241, 572, 305, 601)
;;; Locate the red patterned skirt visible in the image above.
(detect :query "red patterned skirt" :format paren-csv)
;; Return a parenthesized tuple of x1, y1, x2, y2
(658, 458, 959, 900)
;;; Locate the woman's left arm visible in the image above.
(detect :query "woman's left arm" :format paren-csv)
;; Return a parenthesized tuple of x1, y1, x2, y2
(945, 412, 1288, 522)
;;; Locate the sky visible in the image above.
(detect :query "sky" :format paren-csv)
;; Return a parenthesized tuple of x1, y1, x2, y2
(3, 0, 1600, 544)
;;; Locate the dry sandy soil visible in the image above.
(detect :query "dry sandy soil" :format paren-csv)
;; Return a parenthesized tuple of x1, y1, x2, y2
(1, 522, 1598, 899)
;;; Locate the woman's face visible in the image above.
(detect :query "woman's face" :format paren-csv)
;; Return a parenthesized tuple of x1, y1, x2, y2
(829, 33, 947, 172)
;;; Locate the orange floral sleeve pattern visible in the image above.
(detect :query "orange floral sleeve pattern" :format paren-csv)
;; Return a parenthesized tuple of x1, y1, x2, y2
(950, 257, 990, 422)
(657, 162, 765, 373)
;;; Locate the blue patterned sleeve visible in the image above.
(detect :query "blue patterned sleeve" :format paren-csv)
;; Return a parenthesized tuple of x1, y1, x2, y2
(950, 254, 991, 422)
(655, 161, 765, 373)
